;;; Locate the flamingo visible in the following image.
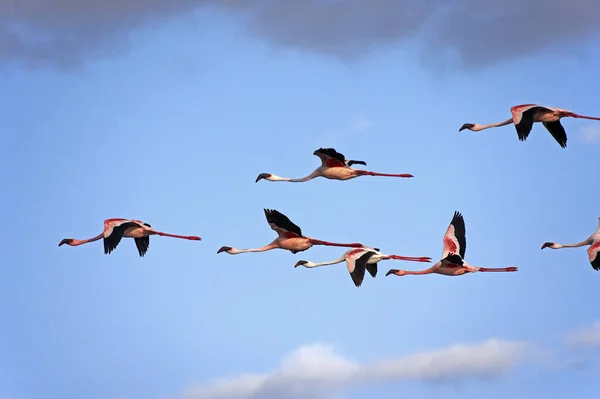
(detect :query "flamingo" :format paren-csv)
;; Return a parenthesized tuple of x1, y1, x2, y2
(459, 104, 600, 148)
(217, 208, 364, 255)
(255, 147, 413, 183)
(541, 217, 600, 271)
(295, 247, 432, 287)
(386, 211, 518, 277)
(58, 218, 201, 257)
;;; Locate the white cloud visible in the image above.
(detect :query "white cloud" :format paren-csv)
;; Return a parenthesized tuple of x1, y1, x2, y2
(184, 339, 529, 399)
(566, 321, 600, 348)
(579, 125, 600, 143)
(353, 117, 372, 133)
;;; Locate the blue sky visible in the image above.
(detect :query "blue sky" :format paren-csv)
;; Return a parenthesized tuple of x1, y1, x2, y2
(2, 2, 600, 399)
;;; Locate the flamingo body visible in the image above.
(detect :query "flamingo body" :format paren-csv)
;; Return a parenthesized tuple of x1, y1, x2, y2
(386, 211, 518, 278)
(59, 218, 201, 257)
(217, 209, 364, 255)
(255, 147, 413, 183)
(296, 247, 432, 287)
(459, 103, 600, 148)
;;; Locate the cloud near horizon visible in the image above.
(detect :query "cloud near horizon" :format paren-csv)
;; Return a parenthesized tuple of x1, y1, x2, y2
(183, 338, 530, 399)
(566, 320, 600, 348)
(2, 1, 600, 70)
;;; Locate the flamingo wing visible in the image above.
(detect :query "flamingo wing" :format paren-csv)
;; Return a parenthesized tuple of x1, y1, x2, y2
(511, 105, 552, 142)
(442, 211, 466, 259)
(134, 237, 150, 257)
(542, 121, 568, 148)
(346, 250, 367, 287)
(313, 147, 347, 168)
(442, 253, 464, 268)
(263, 208, 303, 238)
(588, 240, 600, 271)
(103, 221, 139, 255)
(355, 250, 378, 278)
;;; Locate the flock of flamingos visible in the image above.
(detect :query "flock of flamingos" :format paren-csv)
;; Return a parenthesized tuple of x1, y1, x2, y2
(59, 103, 600, 287)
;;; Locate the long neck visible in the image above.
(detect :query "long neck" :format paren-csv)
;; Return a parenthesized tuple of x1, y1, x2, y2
(288, 169, 320, 182)
(72, 233, 104, 246)
(403, 268, 435, 275)
(473, 118, 513, 131)
(230, 244, 278, 254)
(556, 239, 592, 248)
(305, 255, 347, 268)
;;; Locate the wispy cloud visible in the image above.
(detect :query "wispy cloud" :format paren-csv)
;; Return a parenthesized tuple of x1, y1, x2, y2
(579, 126, 600, 143)
(566, 321, 600, 348)
(183, 339, 530, 399)
(353, 117, 372, 133)
(3, 1, 600, 70)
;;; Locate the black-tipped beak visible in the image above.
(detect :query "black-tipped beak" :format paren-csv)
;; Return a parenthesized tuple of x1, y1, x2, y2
(541, 242, 552, 250)
(255, 173, 270, 183)
(459, 123, 474, 131)
(58, 239, 72, 247)
(385, 269, 398, 276)
(217, 246, 231, 254)
(295, 261, 307, 267)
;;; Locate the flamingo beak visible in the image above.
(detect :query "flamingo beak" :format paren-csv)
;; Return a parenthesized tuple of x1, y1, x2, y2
(58, 238, 72, 246)
(255, 173, 270, 183)
(541, 242, 552, 250)
(385, 269, 398, 276)
(217, 246, 231, 254)
(295, 260, 307, 267)
(459, 123, 474, 131)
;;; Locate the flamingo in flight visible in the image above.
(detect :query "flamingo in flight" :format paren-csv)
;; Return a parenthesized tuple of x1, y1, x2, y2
(217, 208, 364, 255)
(386, 211, 518, 278)
(255, 147, 413, 183)
(541, 217, 600, 271)
(58, 218, 201, 257)
(295, 247, 432, 287)
(459, 104, 600, 148)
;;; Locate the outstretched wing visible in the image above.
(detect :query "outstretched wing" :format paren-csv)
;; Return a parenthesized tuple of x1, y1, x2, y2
(542, 121, 568, 148)
(346, 251, 367, 287)
(442, 253, 464, 268)
(134, 237, 150, 257)
(511, 104, 551, 142)
(103, 219, 143, 255)
(442, 211, 466, 259)
(313, 147, 347, 168)
(347, 160, 367, 167)
(264, 208, 303, 238)
(588, 240, 600, 271)
(355, 250, 378, 278)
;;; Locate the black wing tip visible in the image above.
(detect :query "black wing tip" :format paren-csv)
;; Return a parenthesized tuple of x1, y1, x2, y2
(452, 210, 464, 223)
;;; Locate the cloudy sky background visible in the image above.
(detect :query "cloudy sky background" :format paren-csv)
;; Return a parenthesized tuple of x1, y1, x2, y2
(2, 1, 600, 398)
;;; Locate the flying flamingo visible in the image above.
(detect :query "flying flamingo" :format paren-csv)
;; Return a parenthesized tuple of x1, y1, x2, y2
(295, 247, 432, 287)
(255, 147, 413, 183)
(386, 211, 518, 277)
(58, 218, 201, 257)
(541, 216, 600, 271)
(459, 104, 600, 148)
(217, 208, 364, 255)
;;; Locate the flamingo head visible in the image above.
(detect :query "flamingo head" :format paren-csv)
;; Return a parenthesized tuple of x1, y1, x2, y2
(459, 123, 475, 131)
(217, 246, 233, 254)
(295, 260, 308, 268)
(385, 269, 406, 276)
(58, 238, 73, 247)
(255, 173, 272, 183)
(541, 242, 557, 249)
